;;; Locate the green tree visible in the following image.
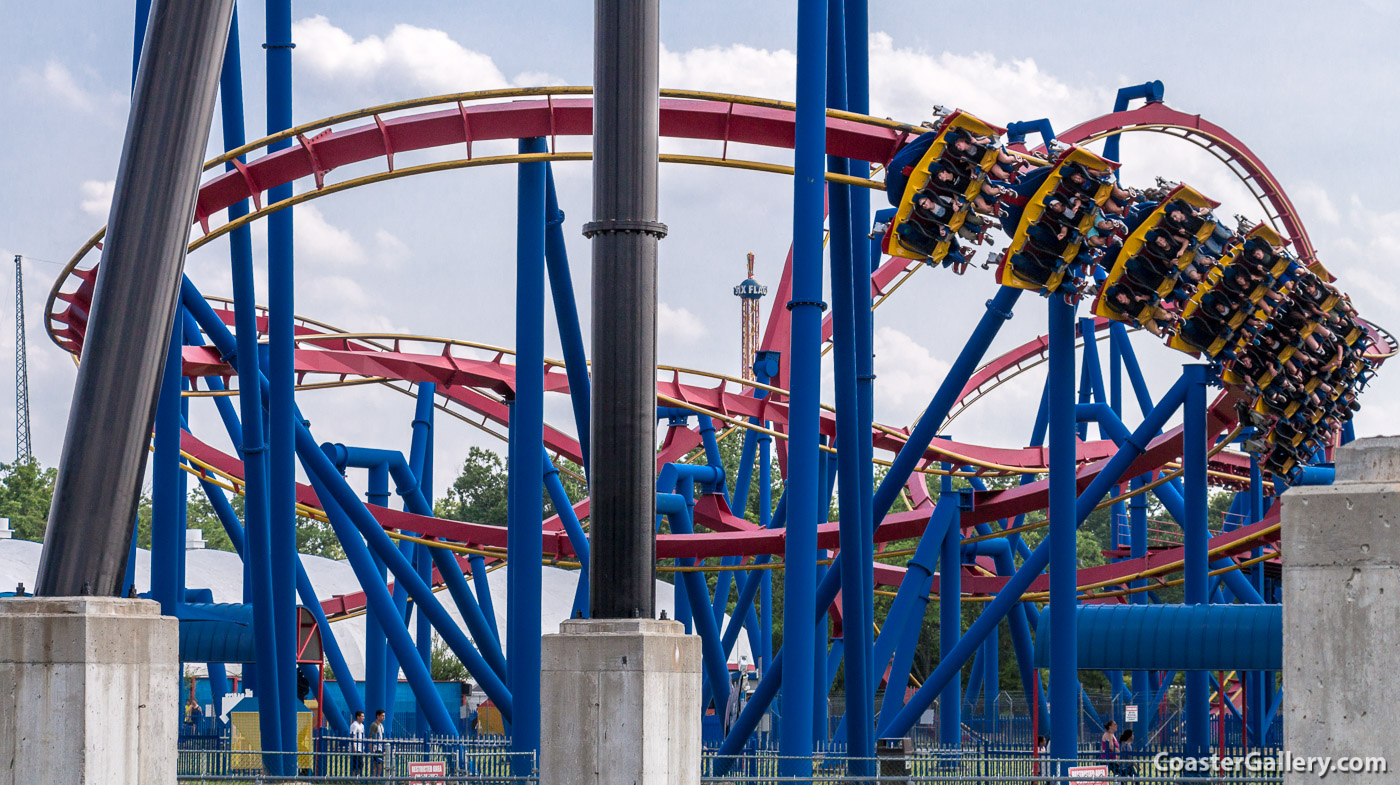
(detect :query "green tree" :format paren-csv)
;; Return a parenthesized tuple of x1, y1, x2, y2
(430, 634, 470, 681)
(183, 490, 238, 552)
(434, 444, 587, 525)
(436, 447, 509, 525)
(0, 458, 57, 542)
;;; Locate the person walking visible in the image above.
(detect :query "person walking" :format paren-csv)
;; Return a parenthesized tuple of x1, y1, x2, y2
(183, 698, 203, 735)
(349, 710, 366, 776)
(1101, 720, 1121, 774)
(368, 709, 387, 776)
(1118, 729, 1138, 783)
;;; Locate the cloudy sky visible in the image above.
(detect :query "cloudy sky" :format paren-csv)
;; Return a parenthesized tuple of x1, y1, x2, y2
(3, 1, 1398, 499)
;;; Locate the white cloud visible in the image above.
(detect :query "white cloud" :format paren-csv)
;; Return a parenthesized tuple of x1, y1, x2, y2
(292, 15, 514, 96)
(372, 229, 411, 268)
(872, 326, 951, 425)
(24, 61, 95, 111)
(658, 302, 707, 342)
(661, 43, 797, 100)
(293, 203, 366, 266)
(657, 34, 1106, 135)
(306, 274, 371, 309)
(867, 34, 1107, 127)
(1293, 181, 1341, 226)
(78, 179, 114, 218)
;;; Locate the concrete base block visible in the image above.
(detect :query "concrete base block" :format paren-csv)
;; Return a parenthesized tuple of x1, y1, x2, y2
(540, 618, 702, 785)
(0, 597, 179, 785)
(1284, 437, 1400, 784)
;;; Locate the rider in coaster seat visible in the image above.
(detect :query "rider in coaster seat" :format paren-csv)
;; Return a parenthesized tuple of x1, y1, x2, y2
(1027, 220, 1076, 257)
(1141, 228, 1189, 263)
(1042, 195, 1087, 229)
(944, 128, 990, 164)
(1010, 243, 1064, 286)
(1123, 249, 1176, 290)
(1057, 162, 1102, 198)
(926, 162, 973, 198)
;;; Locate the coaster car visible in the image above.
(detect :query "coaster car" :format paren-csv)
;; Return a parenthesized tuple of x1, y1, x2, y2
(996, 146, 1118, 294)
(884, 111, 1006, 264)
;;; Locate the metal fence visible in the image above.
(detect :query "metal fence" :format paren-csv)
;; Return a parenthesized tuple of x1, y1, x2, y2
(701, 751, 1287, 784)
(177, 733, 535, 783)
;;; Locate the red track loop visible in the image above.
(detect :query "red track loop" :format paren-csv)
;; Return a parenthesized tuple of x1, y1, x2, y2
(43, 92, 1377, 617)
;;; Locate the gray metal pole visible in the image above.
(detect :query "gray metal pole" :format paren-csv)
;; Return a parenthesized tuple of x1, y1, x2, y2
(36, 0, 236, 597)
(585, 0, 666, 619)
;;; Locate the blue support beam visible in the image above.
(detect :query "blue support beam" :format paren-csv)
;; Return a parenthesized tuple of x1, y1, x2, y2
(881, 375, 1191, 740)
(152, 314, 184, 617)
(542, 167, 592, 479)
(1048, 294, 1080, 761)
(845, 2, 878, 754)
(510, 136, 547, 765)
(825, 0, 873, 762)
(938, 477, 962, 750)
(1183, 364, 1210, 757)
(265, 0, 299, 766)
(213, 12, 282, 764)
(1103, 81, 1165, 167)
(717, 290, 1021, 763)
(783, 0, 827, 773)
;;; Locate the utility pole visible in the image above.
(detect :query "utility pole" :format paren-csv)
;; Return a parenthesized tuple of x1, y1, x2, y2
(585, 0, 667, 619)
(14, 255, 31, 462)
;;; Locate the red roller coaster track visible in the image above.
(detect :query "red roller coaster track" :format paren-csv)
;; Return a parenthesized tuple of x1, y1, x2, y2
(43, 90, 1383, 620)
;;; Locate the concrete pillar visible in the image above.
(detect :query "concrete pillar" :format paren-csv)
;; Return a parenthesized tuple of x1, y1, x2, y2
(541, 618, 702, 785)
(1284, 437, 1400, 783)
(0, 597, 178, 785)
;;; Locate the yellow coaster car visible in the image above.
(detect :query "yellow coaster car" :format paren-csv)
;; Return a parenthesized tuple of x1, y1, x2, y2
(1094, 184, 1217, 325)
(997, 146, 1119, 294)
(885, 111, 1005, 264)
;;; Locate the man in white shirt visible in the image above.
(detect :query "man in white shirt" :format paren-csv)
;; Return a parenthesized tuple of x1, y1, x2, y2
(349, 710, 366, 775)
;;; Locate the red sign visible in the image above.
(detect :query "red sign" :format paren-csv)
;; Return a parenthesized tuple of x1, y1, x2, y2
(409, 760, 446, 785)
(1069, 765, 1110, 785)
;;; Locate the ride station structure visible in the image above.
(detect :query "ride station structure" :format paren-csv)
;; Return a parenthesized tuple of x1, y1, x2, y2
(21, 1, 1393, 781)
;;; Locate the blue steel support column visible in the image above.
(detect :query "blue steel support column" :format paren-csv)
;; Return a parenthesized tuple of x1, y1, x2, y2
(543, 450, 590, 617)
(759, 430, 774, 678)
(784, 0, 826, 773)
(543, 168, 592, 478)
(1103, 81, 1164, 167)
(1183, 364, 1210, 757)
(308, 475, 460, 734)
(1048, 294, 1079, 762)
(813, 439, 832, 743)
(719, 292, 1021, 758)
(197, 475, 361, 728)
(1247, 453, 1265, 744)
(408, 383, 436, 733)
(152, 316, 183, 616)
(844, 1, 877, 749)
(364, 463, 390, 725)
(265, 0, 298, 766)
(826, 0, 873, 763)
(872, 288, 1020, 529)
(938, 474, 961, 751)
(876, 499, 953, 730)
(217, 13, 280, 748)
(511, 136, 546, 766)
(1129, 474, 1149, 743)
(983, 617, 999, 735)
(131, 0, 152, 84)
(882, 378, 1189, 740)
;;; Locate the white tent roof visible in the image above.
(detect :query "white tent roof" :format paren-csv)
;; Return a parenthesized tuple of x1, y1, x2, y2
(0, 539, 753, 679)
